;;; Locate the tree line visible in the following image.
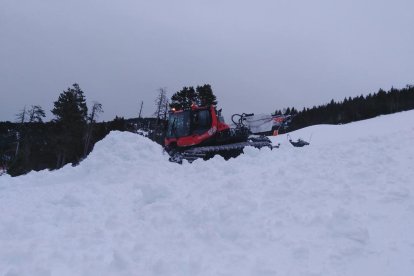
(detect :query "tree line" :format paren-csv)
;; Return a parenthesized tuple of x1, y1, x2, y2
(1, 83, 413, 176)
(0, 84, 130, 176)
(278, 85, 414, 132)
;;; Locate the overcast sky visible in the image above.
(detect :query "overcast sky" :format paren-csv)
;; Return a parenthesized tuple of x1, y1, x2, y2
(1, 0, 413, 122)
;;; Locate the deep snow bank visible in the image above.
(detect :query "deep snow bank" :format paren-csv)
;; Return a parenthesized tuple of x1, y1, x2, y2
(1, 111, 414, 276)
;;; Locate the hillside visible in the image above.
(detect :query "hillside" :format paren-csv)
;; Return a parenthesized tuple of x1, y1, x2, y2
(1, 111, 414, 276)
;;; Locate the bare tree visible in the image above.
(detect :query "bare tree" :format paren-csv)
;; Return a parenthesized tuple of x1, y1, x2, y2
(162, 101, 170, 121)
(138, 100, 143, 119)
(15, 106, 27, 124)
(154, 88, 168, 125)
(13, 105, 46, 171)
(137, 100, 144, 130)
(14, 106, 27, 157)
(28, 105, 46, 123)
(83, 102, 103, 157)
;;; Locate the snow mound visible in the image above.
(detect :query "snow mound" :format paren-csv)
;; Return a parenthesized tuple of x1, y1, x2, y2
(1, 111, 414, 276)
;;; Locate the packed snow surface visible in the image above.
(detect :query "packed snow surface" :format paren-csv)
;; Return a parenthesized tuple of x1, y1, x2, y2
(1, 111, 414, 276)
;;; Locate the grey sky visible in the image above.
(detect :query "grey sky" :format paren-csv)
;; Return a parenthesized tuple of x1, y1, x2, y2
(1, 0, 413, 122)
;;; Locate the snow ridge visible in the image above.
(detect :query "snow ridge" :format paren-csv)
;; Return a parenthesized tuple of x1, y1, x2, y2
(1, 111, 414, 276)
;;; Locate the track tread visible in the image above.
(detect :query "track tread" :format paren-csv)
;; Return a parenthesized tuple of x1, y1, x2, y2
(168, 137, 274, 164)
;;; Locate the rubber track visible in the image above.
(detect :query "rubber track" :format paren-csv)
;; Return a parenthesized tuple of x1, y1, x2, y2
(169, 141, 274, 163)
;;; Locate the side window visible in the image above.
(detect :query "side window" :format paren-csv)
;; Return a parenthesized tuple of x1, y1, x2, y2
(198, 110, 211, 129)
(176, 113, 190, 136)
(191, 110, 211, 134)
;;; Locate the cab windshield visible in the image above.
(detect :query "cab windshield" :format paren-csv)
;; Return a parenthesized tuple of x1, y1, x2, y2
(166, 111, 190, 138)
(166, 109, 212, 138)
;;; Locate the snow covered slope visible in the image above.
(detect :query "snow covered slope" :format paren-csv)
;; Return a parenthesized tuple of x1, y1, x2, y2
(1, 111, 414, 276)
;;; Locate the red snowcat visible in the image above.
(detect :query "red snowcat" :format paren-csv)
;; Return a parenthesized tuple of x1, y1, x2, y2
(164, 105, 275, 163)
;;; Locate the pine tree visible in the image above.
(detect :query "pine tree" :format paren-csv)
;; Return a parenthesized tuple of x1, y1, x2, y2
(196, 84, 217, 106)
(170, 86, 197, 109)
(51, 83, 88, 168)
(52, 83, 87, 124)
(170, 84, 218, 109)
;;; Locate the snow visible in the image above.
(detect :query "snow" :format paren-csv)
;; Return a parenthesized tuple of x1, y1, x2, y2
(1, 111, 414, 276)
